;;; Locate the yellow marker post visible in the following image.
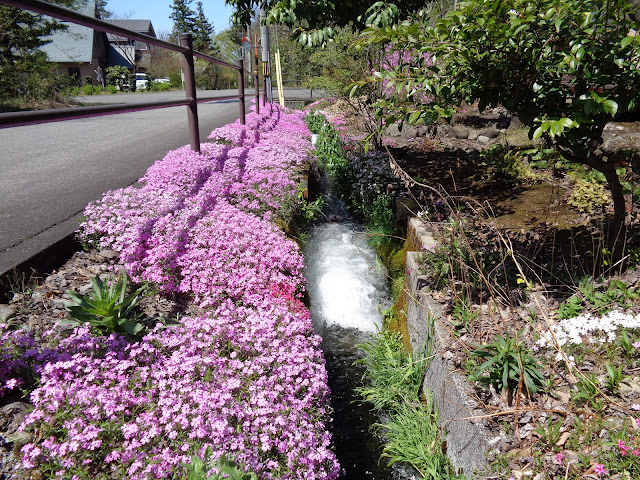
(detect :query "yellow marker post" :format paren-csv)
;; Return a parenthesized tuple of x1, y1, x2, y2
(275, 50, 285, 107)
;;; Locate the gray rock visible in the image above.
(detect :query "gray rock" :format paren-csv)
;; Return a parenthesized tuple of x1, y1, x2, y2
(45, 274, 67, 290)
(620, 376, 640, 395)
(78, 283, 93, 295)
(451, 125, 471, 139)
(479, 126, 500, 138)
(468, 129, 480, 141)
(0, 402, 31, 434)
(478, 135, 491, 144)
(0, 305, 16, 322)
(416, 126, 430, 137)
(508, 115, 524, 130)
(10, 293, 24, 304)
(400, 125, 419, 138)
(98, 249, 119, 260)
(52, 299, 67, 310)
(385, 123, 402, 137)
(30, 291, 44, 303)
(438, 124, 453, 136)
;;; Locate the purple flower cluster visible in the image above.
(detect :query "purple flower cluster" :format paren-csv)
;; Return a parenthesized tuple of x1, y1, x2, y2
(377, 45, 434, 104)
(20, 104, 341, 479)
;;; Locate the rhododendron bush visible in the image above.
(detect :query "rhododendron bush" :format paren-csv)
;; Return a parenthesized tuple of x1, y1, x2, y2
(15, 104, 341, 479)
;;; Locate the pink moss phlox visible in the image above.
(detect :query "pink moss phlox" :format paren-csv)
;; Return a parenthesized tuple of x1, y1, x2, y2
(26, 104, 341, 479)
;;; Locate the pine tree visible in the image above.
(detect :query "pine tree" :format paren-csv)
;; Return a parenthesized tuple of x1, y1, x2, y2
(193, 1, 214, 52)
(169, 0, 196, 39)
(96, 0, 112, 19)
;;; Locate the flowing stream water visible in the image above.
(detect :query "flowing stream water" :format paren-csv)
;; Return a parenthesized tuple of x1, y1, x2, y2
(304, 214, 413, 479)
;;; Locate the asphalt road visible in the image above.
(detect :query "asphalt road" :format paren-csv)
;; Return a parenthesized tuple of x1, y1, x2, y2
(0, 88, 315, 273)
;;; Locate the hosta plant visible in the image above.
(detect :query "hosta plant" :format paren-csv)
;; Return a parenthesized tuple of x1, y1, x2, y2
(64, 271, 148, 337)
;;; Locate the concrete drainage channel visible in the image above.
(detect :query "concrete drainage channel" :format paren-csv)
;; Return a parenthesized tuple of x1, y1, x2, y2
(404, 217, 490, 477)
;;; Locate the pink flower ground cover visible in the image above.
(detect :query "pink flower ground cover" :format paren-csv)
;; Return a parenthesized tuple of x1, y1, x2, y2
(13, 104, 341, 479)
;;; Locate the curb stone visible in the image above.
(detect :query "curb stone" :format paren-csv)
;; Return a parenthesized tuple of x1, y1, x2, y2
(404, 217, 490, 478)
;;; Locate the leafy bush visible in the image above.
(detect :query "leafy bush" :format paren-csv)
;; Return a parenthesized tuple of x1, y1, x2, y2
(305, 111, 327, 134)
(107, 84, 118, 94)
(64, 271, 148, 337)
(366, 194, 396, 248)
(105, 65, 129, 90)
(149, 81, 172, 92)
(356, 329, 463, 478)
(479, 144, 539, 185)
(81, 84, 102, 95)
(568, 178, 610, 214)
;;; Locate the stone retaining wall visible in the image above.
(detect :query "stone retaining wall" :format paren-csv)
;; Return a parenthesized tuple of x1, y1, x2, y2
(404, 217, 490, 478)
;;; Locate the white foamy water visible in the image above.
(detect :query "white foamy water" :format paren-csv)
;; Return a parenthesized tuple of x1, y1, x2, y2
(304, 222, 391, 333)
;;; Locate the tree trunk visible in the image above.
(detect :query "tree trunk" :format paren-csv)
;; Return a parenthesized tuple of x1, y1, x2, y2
(560, 145, 627, 260)
(602, 160, 627, 255)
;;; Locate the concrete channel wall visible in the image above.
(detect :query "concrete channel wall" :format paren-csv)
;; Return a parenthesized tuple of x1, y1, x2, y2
(404, 217, 490, 478)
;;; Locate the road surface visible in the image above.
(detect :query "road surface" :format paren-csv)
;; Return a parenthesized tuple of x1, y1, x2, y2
(0, 88, 313, 274)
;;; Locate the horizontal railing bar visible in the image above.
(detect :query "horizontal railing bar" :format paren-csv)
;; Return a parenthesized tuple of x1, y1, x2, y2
(0, 94, 260, 129)
(194, 51, 241, 70)
(0, 99, 192, 129)
(0, 0, 186, 53)
(196, 93, 258, 103)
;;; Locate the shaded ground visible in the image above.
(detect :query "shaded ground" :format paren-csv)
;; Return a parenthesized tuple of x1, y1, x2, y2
(318, 98, 640, 478)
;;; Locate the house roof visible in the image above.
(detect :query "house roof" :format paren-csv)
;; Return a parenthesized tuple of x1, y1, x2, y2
(104, 19, 155, 42)
(40, 1, 96, 63)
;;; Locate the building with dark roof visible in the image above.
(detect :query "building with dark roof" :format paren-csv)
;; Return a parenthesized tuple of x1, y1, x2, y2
(40, 1, 108, 85)
(104, 19, 156, 72)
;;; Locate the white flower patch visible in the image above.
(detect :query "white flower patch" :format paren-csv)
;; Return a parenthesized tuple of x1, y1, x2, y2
(538, 310, 640, 348)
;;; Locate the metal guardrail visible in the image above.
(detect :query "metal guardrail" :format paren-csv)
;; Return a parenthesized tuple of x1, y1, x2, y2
(0, 0, 266, 153)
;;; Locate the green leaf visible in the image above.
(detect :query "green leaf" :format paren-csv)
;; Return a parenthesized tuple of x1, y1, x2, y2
(603, 99, 618, 116)
(621, 36, 635, 49)
(532, 126, 544, 139)
(408, 111, 421, 123)
(554, 18, 563, 32)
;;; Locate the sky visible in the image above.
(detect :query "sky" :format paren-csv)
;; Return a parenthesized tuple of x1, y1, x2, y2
(106, 0, 235, 37)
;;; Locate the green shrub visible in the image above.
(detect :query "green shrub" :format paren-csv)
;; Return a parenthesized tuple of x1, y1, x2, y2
(305, 111, 327, 133)
(184, 450, 257, 480)
(568, 178, 610, 214)
(107, 85, 118, 94)
(366, 194, 396, 248)
(150, 81, 172, 92)
(479, 144, 538, 185)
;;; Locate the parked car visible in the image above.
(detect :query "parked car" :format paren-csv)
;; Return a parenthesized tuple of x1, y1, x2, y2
(135, 73, 150, 90)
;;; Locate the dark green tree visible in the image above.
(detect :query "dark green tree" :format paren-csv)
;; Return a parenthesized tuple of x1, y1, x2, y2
(96, 0, 112, 18)
(169, 0, 196, 39)
(0, 0, 77, 103)
(193, 1, 214, 52)
(358, 0, 640, 241)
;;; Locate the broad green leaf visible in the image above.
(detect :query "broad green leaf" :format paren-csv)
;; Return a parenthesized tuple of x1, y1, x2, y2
(532, 126, 544, 139)
(621, 36, 635, 49)
(603, 99, 618, 116)
(408, 111, 421, 123)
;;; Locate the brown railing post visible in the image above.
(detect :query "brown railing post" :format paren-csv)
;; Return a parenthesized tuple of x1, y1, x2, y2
(180, 33, 200, 153)
(238, 59, 246, 125)
(262, 75, 267, 107)
(255, 72, 260, 114)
